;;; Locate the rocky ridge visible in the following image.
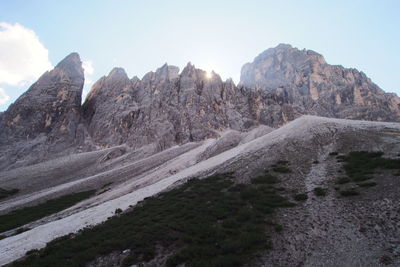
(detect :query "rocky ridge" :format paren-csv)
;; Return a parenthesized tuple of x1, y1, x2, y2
(1, 44, 400, 170)
(240, 43, 400, 125)
(0, 53, 93, 169)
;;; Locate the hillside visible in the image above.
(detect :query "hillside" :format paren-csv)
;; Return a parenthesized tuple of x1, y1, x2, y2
(1, 44, 400, 266)
(1, 44, 399, 170)
(1, 116, 400, 266)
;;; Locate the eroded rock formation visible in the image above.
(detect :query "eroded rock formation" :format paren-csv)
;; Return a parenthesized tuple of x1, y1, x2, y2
(240, 43, 400, 125)
(1, 44, 400, 170)
(0, 53, 91, 169)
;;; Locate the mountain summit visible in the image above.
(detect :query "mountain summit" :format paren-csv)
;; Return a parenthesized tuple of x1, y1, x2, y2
(1, 44, 399, 169)
(1, 45, 400, 267)
(240, 43, 400, 123)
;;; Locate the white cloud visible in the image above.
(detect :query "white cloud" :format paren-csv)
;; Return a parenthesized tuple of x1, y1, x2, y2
(0, 87, 10, 105)
(0, 22, 53, 86)
(82, 60, 94, 76)
(82, 60, 95, 102)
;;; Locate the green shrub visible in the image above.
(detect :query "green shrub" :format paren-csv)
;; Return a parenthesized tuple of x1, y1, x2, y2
(336, 177, 351, 184)
(251, 173, 280, 184)
(293, 193, 308, 201)
(0, 190, 95, 234)
(274, 224, 283, 232)
(313, 187, 327, 196)
(272, 166, 291, 173)
(12, 174, 293, 267)
(276, 160, 289, 165)
(340, 188, 359, 197)
(357, 182, 377, 187)
(0, 188, 19, 200)
(342, 151, 400, 182)
(15, 227, 30, 234)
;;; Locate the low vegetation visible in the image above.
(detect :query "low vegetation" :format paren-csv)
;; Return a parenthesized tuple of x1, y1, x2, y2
(335, 151, 400, 196)
(313, 187, 327, 196)
(0, 190, 95, 234)
(339, 188, 359, 197)
(356, 181, 377, 187)
(13, 173, 294, 267)
(342, 151, 399, 182)
(293, 193, 308, 201)
(336, 177, 351, 184)
(271, 160, 292, 173)
(0, 187, 19, 200)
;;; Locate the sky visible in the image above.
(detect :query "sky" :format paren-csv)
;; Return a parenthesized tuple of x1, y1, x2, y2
(0, 0, 399, 111)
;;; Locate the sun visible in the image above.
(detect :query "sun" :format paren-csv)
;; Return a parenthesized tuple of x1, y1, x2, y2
(205, 71, 213, 79)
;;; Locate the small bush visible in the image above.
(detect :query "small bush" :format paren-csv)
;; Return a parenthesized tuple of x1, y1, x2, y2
(0, 188, 19, 200)
(115, 208, 123, 214)
(340, 188, 359, 197)
(272, 166, 292, 173)
(313, 187, 327, 196)
(251, 173, 280, 184)
(274, 224, 283, 232)
(15, 227, 30, 234)
(276, 160, 289, 165)
(336, 177, 350, 184)
(26, 249, 39, 256)
(293, 193, 308, 201)
(313, 160, 319, 164)
(357, 182, 377, 187)
(329, 152, 339, 156)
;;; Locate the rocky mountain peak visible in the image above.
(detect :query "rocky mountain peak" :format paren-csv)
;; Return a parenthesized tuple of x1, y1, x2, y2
(240, 44, 327, 90)
(154, 63, 180, 81)
(108, 67, 128, 79)
(43, 52, 85, 88)
(181, 62, 198, 77)
(2, 45, 400, 170)
(0, 53, 87, 169)
(239, 44, 400, 125)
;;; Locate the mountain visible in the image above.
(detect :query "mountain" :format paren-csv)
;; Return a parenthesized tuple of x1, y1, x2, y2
(1, 44, 400, 266)
(82, 63, 255, 151)
(0, 53, 93, 170)
(240, 43, 400, 125)
(1, 44, 399, 170)
(1, 116, 400, 266)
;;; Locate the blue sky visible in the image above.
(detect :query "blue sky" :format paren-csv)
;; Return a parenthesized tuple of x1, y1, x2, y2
(0, 0, 399, 111)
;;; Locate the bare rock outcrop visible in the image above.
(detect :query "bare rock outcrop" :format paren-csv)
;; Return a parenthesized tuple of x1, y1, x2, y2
(2, 44, 400, 170)
(82, 63, 257, 151)
(0, 53, 90, 169)
(240, 43, 400, 126)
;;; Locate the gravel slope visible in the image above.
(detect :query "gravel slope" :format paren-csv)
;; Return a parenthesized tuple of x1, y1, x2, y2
(1, 116, 400, 266)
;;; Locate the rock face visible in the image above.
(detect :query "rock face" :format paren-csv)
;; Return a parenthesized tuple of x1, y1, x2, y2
(240, 43, 400, 125)
(83, 63, 256, 151)
(0, 53, 90, 169)
(2, 44, 400, 170)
